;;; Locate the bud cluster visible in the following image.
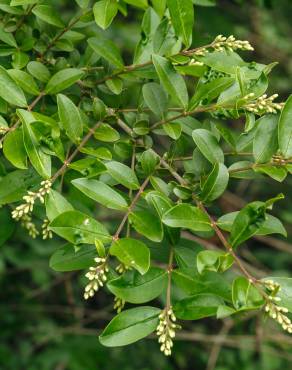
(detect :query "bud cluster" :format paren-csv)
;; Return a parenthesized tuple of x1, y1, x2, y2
(0, 126, 9, 135)
(113, 296, 125, 313)
(84, 257, 109, 300)
(265, 300, 292, 333)
(156, 307, 180, 356)
(213, 35, 254, 52)
(188, 59, 204, 67)
(263, 279, 292, 333)
(115, 263, 131, 274)
(42, 218, 53, 239)
(20, 215, 39, 238)
(193, 35, 254, 57)
(11, 180, 52, 220)
(243, 93, 284, 114)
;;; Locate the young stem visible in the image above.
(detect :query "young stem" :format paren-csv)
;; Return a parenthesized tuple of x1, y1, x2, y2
(51, 121, 101, 183)
(113, 176, 150, 240)
(0, 91, 46, 145)
(166, 247, 174, 311)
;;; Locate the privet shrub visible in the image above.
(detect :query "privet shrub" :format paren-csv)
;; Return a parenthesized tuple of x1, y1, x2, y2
(0, 0, 292, 357)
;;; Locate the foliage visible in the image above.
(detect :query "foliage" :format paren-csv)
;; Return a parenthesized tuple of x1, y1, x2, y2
(0, 0, 292, 368)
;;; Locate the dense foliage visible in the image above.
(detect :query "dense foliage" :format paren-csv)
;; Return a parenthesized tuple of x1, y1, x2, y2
(1, 0, 292, 368)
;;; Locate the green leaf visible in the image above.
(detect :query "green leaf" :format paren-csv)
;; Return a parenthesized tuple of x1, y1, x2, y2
(50, 210, 111, 244)
(192, 129, 224, 164)
(162, 203, 212, 232)
(0, 66, 27, 107)
(99, 306, 160, 347)
(197, 250, 233, 274)
(264, 277, 292, 312)
(200, 163, 229, 202)
(172, 269, 231, 301)
(57, 94, 83, 143)
(189, 77, 234, 110)
(253, 115, 278, 163)
(278, 94, 292, 158)
(72, 178, 128, 210)
(12, 50, 29, 70)
(105, 161, 140, 190)
(199, 50, 246, 75)
(32, 5, 64, 28)
(88, 36, 124, 68)
(133, 120, 149, 136)
(145, 190, 172, 218)
(140, 149, 159, 175)
(0, 27, 17, 47)
(216, 305, 236, 319)
(110, 238, 150, 275)
(93, 0, 118, 30)
(123, 0, 148, 9)
(105, 77, 123, 95)
(142, 82, 168, 118)
(8, 69, 40, 96)
(152, 54, 188, 109)
(151, 0, 166, 16)
(167, 0, 194, 47)
(255, 165, 287, 182)
(45, 68, 85, 95)
(3, 129, 27, 169)
(17, 110, 51, 178)
(232, 277, 263, 310)
(218, 212, 286, 237)
(174, 293, 224, 320)
(229, 202, 266, 248)
(27, 61, 51, 83)
(50, 244, 97, 272)
(94, 123, 120, 142)
(45, 189, 74, 222)
(107, 267, 167, 303)
(10, 0, 38, 6)
(129, 210, 163, 242)
(163, 121, 182, 140)
(0, 169, 39, 205)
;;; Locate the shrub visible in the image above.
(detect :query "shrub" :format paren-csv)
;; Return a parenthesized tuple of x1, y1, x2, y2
(0, 0, 291, 358)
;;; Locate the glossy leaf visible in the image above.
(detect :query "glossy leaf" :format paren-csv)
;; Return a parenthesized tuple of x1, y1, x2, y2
(0, 66, 27, 107)
(50, 210, 111, 244)
(278, 94, 292, 158)
(174, 293, 224, 320)
(200, 163, 229, 202)
(3, 129, 27, 169)
(110, 238, 150, 275)
(32, 5, 64, 27)
(72, 178, 128, 210)
(142, 82, 168, 118)
(50, 244, 97, 272)
(107, 267, 167, 303)
(253, 115, 278, 163)
(93, 0, 118, 30)
(88, 36, 124, 68)
(105, 161, 140, 190)
(57, 94, 83, 143)
(152, 54, 188, 109)
(167, 0, 194, 48)
(162, 203, 212, 232)
(45, 68, 84, 94)
(99, 306, 160, 347)
(192, 129, 224, 163)
(129, 210, 163, 242)
(229, 202, 266, 248)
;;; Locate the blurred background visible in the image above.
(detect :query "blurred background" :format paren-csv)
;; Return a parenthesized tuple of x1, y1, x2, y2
(1, 0, 292, 369)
